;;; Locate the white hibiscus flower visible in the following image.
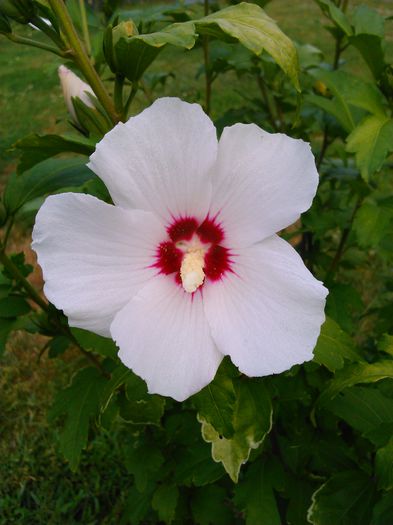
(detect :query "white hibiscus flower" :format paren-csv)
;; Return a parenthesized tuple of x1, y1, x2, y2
(32, 97, 328, 401)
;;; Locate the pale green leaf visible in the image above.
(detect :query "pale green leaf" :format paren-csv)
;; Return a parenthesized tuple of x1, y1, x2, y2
(199, 379, 272, 482)
(194, 3, 300, 90)
(346, 115, 393, 181)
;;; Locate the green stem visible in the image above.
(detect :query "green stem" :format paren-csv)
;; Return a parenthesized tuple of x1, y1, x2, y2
(257, 74, 278, 131)
(114, 74, 125, 116)
(48, 0, 119, 124)
(123, 82, 138, 118)
(78, 0, 91, 56)
(6, 33, 67, 57)
(325, 196, 362, 281)
(0, 249, 49, 311)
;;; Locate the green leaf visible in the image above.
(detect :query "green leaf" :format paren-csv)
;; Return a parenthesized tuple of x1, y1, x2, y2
(308, 470, 375, 525)
(346, 115, 393, 181)
(375, 437, 393, 490)
(191, 485, 233, 525)
(353, 200, 393, 248)
(174, 442, 225, 487)
(194, 3, 300, 90)
(100, 363, 131, 413)
(0, 296, 30, 318)
(118, 372, 165, 426)
(349, 34, 387, 80)
(125, 440, 164, 492)
(119, 392, 165, 426)
(286, 478, 314, 525)
(234, 459, 281, 525)
(122, 485, 154, 525)
(371, 491, 393, 525)
(71, 327, 118, 359)
(14, 133, 95, 174)
(325, 386, 393, 445)
(107, 22, 196, 81)
(352, 5, 385, 38)
(379, 334, 393, 357)
(199, 379, 272, 482)
(192, 359, 237, 438)
(152, 484, 179, 525)
(4, 158, 95, 214)
(326, 283, 364, 332)
(313, 318, 362, 372)
(308, 70, 386, 128)
(315, 0, 353, 36)
(318, 361, 393, 407)
(49, 367, 107, 470)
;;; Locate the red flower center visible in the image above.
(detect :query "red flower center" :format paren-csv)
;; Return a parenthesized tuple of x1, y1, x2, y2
(154, 216, 232, 289)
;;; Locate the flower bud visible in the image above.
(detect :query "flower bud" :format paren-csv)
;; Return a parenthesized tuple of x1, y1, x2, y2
(104, 19, 139, 74)
(0, 0, 35, 24)
(58, 65, 96, 126)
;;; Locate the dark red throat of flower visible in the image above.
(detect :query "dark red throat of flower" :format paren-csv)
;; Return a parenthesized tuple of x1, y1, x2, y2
(154, 216, 232, 291)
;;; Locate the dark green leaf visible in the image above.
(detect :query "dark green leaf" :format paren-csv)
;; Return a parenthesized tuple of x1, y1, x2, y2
(234, 459, 281, 525)
(375, 437, 393, 490)
(318, 361, 393, 407)
(4, 158, 95, 214)
(0, 296, 30, 318)
(313, 317, 362, 372)
(152, 484, 179, 525)
(72, 327, 118, 359)
(349, 34, 386, 80)
(191, 485, 233, 525)
(49, 367, 107, 470)
(125, 440, 164, 492)
(371, 491, 393, 525)
(192, 359, 237, 438)
(14, 133, 95, 174)
(353, 200, 393, 248)
(121, 485, 154, 525)
(174, 442, 225, 487)
(325, 386, 393, 445)
(307, 470, 375, 525)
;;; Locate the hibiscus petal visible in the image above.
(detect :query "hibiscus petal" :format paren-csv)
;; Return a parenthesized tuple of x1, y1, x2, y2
(210, 123, 318, 247)
(32, 193, 165, 337)
(110, 276, 222, 401)
(88, 97, 217, 223)
(203, 235, 328, 376)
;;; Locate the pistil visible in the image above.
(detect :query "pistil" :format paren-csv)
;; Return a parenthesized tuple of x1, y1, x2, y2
(180, 248, 205, 293)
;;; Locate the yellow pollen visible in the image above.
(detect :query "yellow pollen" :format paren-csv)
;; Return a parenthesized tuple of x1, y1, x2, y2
(180, 248, 205, 293)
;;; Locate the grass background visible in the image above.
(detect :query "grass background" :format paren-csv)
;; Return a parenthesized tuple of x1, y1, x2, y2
(0, 1, 392, 522)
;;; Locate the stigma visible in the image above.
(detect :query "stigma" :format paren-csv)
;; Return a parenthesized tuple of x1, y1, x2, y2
(180, 248, 205, 293)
